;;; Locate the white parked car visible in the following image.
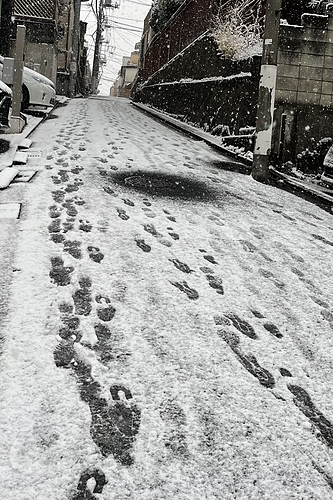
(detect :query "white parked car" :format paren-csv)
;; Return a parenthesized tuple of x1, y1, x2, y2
(0, 80, 12, 130)
(0, 55, 56, 111)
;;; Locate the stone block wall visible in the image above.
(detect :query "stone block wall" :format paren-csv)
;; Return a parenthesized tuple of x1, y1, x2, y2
(273, 9, 333, 163)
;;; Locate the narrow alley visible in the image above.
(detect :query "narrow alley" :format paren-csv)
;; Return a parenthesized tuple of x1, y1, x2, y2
(0, 96, 333, 499)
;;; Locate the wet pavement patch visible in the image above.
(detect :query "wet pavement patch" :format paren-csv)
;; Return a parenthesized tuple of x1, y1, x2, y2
(0, 139, 10, 153)
(110, 170, 215, 201)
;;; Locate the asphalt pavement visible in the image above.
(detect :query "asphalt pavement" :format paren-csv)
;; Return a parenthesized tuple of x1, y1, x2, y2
(0, 96, 333, 499)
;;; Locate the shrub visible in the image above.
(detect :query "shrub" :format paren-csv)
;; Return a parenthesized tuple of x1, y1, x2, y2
(211, 0, 263, 60)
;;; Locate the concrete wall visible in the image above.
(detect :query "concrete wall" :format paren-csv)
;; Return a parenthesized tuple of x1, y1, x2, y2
(140, 0, 219, 82)
(134, 33, 260, 134)
(24, 41, 57, 82)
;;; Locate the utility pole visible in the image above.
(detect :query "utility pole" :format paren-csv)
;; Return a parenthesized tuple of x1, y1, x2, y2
(91, 0, 104, 94)
(69, 0, 82, 97)
(11, 25, 26, 133)
(252, 0, 282, 183)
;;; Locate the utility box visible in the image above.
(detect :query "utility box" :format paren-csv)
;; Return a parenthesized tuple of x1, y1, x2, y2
(2, 58, 14, 85)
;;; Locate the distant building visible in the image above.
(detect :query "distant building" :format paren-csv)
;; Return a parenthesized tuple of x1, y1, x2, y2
(110, 50, 139, 98)
(10, 0, 59, 82)
(0, 0, 90, 95)
(57, 0, 89, 96)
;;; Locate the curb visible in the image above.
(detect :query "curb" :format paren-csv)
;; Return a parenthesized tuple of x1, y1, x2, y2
(0, 98, 68, 187)
(131, 101, 333, 210)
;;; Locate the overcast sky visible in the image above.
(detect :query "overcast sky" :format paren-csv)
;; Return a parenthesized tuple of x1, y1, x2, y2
(80, 0, 151, 95)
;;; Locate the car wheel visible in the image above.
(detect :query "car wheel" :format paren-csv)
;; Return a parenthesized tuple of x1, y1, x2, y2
(21, 84, 30, 111)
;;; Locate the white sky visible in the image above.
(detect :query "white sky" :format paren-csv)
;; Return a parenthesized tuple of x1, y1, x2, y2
(80, 0, 151, 94)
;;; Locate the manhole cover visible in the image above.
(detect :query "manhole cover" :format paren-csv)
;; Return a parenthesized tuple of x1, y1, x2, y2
(0, 203, 21, 219)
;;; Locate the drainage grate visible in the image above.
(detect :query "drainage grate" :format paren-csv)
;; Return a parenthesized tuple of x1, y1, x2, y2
(26, 150, 42, 158)
(0, 203, 21, 219)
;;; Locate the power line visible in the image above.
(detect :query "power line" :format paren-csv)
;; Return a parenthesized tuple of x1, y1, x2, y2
(113, 16, 144, 21)
(110, 23, 142, 32)
(125, 0, 151, 6)
(112, 20, 143, 29)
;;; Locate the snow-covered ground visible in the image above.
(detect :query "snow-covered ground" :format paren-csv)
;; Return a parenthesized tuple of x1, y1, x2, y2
(0, 96, 333, 499)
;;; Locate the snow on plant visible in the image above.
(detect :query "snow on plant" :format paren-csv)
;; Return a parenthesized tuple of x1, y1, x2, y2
(211, 0, 263, 60)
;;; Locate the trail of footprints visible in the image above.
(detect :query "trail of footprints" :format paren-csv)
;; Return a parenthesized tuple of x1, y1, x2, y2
(48, 112, 141, 498)
(214, 310, 333, 456)
(48, 106, 333, 495)
(109, 194, 225, 300)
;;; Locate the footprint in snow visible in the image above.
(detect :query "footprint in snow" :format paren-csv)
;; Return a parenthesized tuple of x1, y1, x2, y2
(217, 329, 275, 388)
(51, 175, 61, 185)
(79, 219, 92, 232)
(73, 277, 92, 316)
(48, 205, 62, 218)
(53, 341, 75, 368)
(74, 196, 85, 205)
(206, 274, 224, 295)
(288, 384, 333, 448)
(122, 198, 135, 207)
(200, 266, 214, 274)
(251, 309, 265, 319)
(65, 204, 78, 217)
(65, 183, 80, 193)
(142, 207, 156, 218)
(169, 258, 194, 274)
(95, 294, 116, 322)
(117, 208, 129, 220)
(50, 233, 65, 244)
(168, 232, 179, 240)
(77, 374, 141, 466)
(263, 322, 283, 338)
(170, 280, 199, 300)
(72, 468, 107, 500)
(64, 240, 82, 259)
(104, 186, 117, 196)
(71, 166, 84, 174)
(52, 189, 65, 203)
(203, 254, 218, 265)
(220, 313, 257, 339)
(58, 312, 81, 342)
(280, 367, 292, 377)
(49, 256, 73, 287)
(159, 399, 189, 458)
(62, 220, 74, 232)
(48, 219, 61, 234)
(135, 238, 151, 252)
(87, 246, 104, 263)
(143, 223, 161, 237)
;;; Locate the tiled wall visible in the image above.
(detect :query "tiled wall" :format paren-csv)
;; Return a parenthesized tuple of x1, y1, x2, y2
(276, 12, 333, 108)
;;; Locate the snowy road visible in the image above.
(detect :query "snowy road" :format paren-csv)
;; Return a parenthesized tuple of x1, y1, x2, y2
(0, 96, 333, 499)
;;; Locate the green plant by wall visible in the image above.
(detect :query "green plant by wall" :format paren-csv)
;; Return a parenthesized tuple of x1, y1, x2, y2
(150, 0, 185, 32)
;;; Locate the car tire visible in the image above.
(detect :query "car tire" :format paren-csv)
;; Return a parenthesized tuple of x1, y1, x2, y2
(21, 84, 30, 111)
